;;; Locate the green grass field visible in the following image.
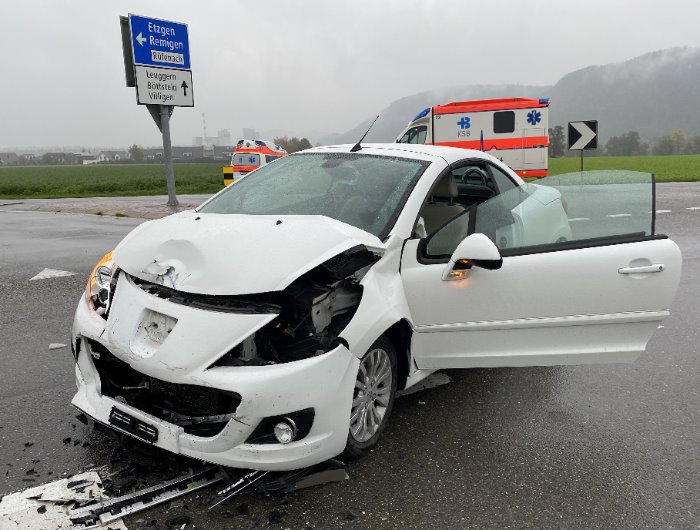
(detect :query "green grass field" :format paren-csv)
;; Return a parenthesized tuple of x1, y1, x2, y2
(0, 154, 698, 199)
(549, 154, 700, 182)
(0, 163, 224, 199)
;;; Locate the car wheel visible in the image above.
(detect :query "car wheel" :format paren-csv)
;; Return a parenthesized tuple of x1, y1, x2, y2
(343, 337, 397, 458)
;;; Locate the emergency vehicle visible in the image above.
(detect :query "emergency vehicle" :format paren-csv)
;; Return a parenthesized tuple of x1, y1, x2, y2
(396, 97, 550, 177)
(223, 139, 288, 186)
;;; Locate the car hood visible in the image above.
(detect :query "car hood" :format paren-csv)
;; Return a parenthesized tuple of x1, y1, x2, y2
(113, 211, 385, 295)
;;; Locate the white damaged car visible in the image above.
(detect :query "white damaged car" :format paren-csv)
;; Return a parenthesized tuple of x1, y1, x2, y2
(71, 144, 681, 470)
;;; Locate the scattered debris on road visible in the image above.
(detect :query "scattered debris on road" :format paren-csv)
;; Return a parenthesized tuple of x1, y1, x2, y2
(397, 372, 451, 397)
(1, 456, 350, 528)
(0, 471, 127, 529)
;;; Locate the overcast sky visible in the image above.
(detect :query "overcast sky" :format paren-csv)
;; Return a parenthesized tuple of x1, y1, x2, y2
(1, 0, 699, 149)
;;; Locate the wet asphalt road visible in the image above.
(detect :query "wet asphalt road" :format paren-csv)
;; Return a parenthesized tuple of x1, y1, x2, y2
(0, 185, 698, 529)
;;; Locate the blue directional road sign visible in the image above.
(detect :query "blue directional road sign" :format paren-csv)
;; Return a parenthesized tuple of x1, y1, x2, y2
(129, 14, 191, 70)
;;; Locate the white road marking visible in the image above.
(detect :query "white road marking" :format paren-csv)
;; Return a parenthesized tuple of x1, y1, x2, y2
(0, 471, 127, 529)
(29, 268, 76, 281)
(49, 343, 67, 350)
(685, 206, 700, 210)
(606, 213, 632, 218)
(567, 217, 590, 222)
(656, 210, 672, 213)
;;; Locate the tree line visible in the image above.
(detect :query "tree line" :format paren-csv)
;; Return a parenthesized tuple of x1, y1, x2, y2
(548, 126, 700, 157)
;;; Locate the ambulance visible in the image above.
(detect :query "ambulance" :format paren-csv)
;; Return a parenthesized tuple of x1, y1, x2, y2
(223, 139, 288, 186)
(396, 97, 550, 178)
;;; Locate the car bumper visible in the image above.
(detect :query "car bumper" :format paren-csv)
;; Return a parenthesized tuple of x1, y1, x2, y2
(71, 294, 359, 471)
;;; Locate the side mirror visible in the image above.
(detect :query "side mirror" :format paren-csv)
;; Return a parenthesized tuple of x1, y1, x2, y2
(442, 233, 503, 281)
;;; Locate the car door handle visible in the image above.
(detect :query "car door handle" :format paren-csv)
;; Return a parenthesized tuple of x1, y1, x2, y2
(618, 264, 664, 274)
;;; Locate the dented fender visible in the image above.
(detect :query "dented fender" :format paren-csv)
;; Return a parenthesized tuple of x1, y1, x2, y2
(340, 235, 414, 359)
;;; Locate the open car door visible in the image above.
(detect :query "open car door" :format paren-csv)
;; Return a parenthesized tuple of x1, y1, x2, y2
(401, 171, 682, 369)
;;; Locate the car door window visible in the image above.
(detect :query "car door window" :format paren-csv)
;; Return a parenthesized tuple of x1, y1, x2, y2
(450, 163, 497, 206)
(422, 170, 657, 260)
(473, 170, 656, 255)
(424, 209, 472, 258)
(488, 164, 518, 193)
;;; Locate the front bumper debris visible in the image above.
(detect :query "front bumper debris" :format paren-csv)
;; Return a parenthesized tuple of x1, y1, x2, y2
(71, 292, 359, 470)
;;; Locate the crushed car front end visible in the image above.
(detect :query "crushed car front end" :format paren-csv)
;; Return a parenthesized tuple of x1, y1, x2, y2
(70, 212, 389, 471)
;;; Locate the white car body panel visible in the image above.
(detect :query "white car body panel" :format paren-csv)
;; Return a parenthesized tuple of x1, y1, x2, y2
(72, 293, 359, 470)
(402, 237, 682, 368)
(69, 143, 681, 471)
(113, 211, 384, 296)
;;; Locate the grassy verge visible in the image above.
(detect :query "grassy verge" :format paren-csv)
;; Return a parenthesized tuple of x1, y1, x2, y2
(549, 154, 700, 182)
(0, 163, 224, 199)
(0, 154, 698, 199)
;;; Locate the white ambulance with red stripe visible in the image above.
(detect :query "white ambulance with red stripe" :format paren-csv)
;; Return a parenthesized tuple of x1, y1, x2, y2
(223, 139, 288, 186)
(396, 97, 550, 178)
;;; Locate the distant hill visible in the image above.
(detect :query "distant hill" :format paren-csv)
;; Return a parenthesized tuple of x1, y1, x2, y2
(321, 47, 700, 145)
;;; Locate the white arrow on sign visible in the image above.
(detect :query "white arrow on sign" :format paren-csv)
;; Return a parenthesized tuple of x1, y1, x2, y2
(569, 121, 597, 150)
(136, 32, 146, 46)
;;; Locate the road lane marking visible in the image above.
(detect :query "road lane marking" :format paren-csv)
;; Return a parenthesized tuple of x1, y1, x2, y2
(656, 210, 672, 213)
(49, 343, 67, 350)
(29, 268, 76, 281)
(606, 213, 632, 218)
(686, 206, 700, 210)
(568, 217, 590, 222)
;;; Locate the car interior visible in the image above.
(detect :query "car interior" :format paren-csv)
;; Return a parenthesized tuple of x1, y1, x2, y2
(418, 162, 501, 237)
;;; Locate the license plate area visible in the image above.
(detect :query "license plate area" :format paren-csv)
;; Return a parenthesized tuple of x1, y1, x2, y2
(109, 407, 159, 443)
(131, 309, 178, 357)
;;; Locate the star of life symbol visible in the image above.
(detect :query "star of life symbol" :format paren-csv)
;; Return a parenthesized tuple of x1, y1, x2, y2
(457, 117, 471, 129)
(248, 156, 256, 164)
(527, 110, 542, 125)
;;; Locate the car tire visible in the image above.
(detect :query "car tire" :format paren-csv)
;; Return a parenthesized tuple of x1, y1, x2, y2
(342, 336, 398, 459)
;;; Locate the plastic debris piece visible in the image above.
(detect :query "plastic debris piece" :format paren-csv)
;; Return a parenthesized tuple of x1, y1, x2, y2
(397, 372, 451, 397)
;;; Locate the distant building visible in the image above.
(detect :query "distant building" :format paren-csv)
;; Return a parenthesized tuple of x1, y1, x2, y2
(173, 146, 205, 159)
(144, 146, 205, 160)
(42, 152, 69, 164)
(0, 152, 19, 165)
(242, 128, 260, 140)
(97, 150, 129, 162)
(76, 153, 97, 164)
(192, 129, 232, 148)
(216, 129, 231, 145)
(212, 145, 235, 160)
(143, 148, 164, 160)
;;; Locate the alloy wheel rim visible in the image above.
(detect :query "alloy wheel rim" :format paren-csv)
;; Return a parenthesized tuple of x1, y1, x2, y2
(350, 348, 392, 443)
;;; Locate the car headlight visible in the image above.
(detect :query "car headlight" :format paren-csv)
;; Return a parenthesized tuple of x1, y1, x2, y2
(85, 251, 114, 314)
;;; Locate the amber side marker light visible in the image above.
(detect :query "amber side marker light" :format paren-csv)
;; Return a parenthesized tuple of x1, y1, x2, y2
(446, 259, 472, 280)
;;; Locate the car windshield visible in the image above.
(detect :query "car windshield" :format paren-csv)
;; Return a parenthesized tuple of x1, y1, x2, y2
(199, 152, 430, 237)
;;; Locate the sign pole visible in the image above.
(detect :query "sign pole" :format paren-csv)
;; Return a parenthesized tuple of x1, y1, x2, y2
(159, 105, 179, 206)
(121, 14, 193, 207)
(567, 120, 598, 174)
